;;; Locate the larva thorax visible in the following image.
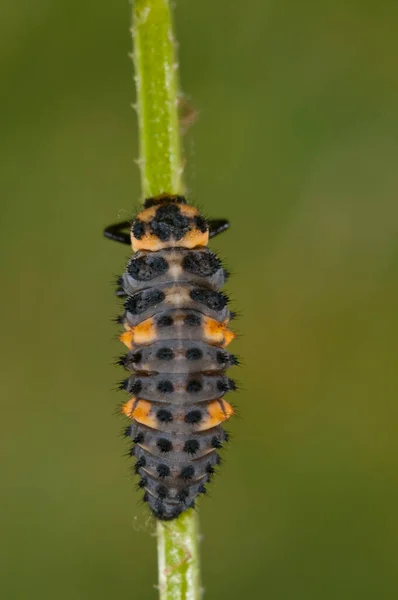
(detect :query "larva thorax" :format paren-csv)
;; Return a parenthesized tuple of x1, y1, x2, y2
(118, 195, 236, 520)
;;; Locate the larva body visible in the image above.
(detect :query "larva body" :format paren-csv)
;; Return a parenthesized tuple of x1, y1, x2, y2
(115, 195, 236, 520)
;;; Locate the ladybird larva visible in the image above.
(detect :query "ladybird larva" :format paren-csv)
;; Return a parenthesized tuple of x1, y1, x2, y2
(105, 194, 237, 520)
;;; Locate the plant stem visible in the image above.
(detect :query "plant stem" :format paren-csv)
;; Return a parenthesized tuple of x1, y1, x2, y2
(157, 510, 201, 600)
(131, 1, 201, 598)
(133, 0, 183, 198)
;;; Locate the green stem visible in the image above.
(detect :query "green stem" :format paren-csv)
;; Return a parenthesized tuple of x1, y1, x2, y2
(133, 0, 183, 198)
(132, 1, 201, 598)
(157, 510, 201, 600)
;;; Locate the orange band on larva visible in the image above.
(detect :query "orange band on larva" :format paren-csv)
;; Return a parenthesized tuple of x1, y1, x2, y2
(196, 399, 234, 431)
(119, 330, 134, 349)
(121, 398, 136, 418)
(203, 316, 235, 346)
(119, 318, 157, 348)
(131, 400, 158, 429)
(132, 230, 209, 252)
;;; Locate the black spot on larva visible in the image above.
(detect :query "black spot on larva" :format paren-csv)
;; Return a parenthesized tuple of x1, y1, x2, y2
(123, 425, 132, 437)
(183, 439, 200, 455)
(186, 380, 202, 393)
(216, 350, 228, 364)
(157, 314, 173, 327)
(180, 465, 195, 480)
(157, 408, 173, 423)
(156, 347, 174, 361)
(194, 215, 208, 233)
(215, 454, 222, 465)
(178, 489, 189, 503)
(223, 269, 231, 280)
(142, 492, 149, 503)
(157, 438, 172, 453)
(157, 464, 171, 478)
(157, 484, 168, 500)
(138, 476, 148, 488)
(132, 219, 145, 239)
(133, 432, 144, 444)
(224, 431, 230, 443)
(182, 251, 221, 277)
(184, 313, 201, 326)
(198, 484, 207, 495)
(130, 380, 142, 395)
(150, 204, 190, 242)
(128, 255, 168, 281)
(185, 409, 202, 424)
(186, 347, 203, 360)
(132, 351, 142, 363)
(134, 456, 146, 473)
(206, 463, 215, 476)
(118, 379, 130, 391)
(217, 378, 236, 393)
(157, 380, 174, 394)
(125, 289, 165, 315)
(211, 436, 223, 449)
(128, 446, 135, 457)
(190, 288, 228, 311)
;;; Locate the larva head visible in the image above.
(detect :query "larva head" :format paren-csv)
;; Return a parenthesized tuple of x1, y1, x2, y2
(131, 195, 209, 251)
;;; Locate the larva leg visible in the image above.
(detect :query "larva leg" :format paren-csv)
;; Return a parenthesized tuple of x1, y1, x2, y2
(208, 219, 230, 238)
(104, 221, 131, 245)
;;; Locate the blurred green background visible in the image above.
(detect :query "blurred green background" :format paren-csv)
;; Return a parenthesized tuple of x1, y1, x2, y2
(1, 1, 398, 598)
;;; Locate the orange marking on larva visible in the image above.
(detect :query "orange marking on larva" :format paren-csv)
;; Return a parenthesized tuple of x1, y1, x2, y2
(179, 205, 200, 218)
(131, 400, 158, 429)
(132, 231, 209, 251)
(197, 399, 234, 431)
(120, 330, 134, 349)
(223, 328, 235, 347)
(179, 229, 209, 248)
(135, 206, 158, 223)
(132, 233, 164, 252)
(121, 397, 136, 418)
(203, 317, 235, 347)
(132, 318, 156, 345)
(120, 319, 156, 348)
